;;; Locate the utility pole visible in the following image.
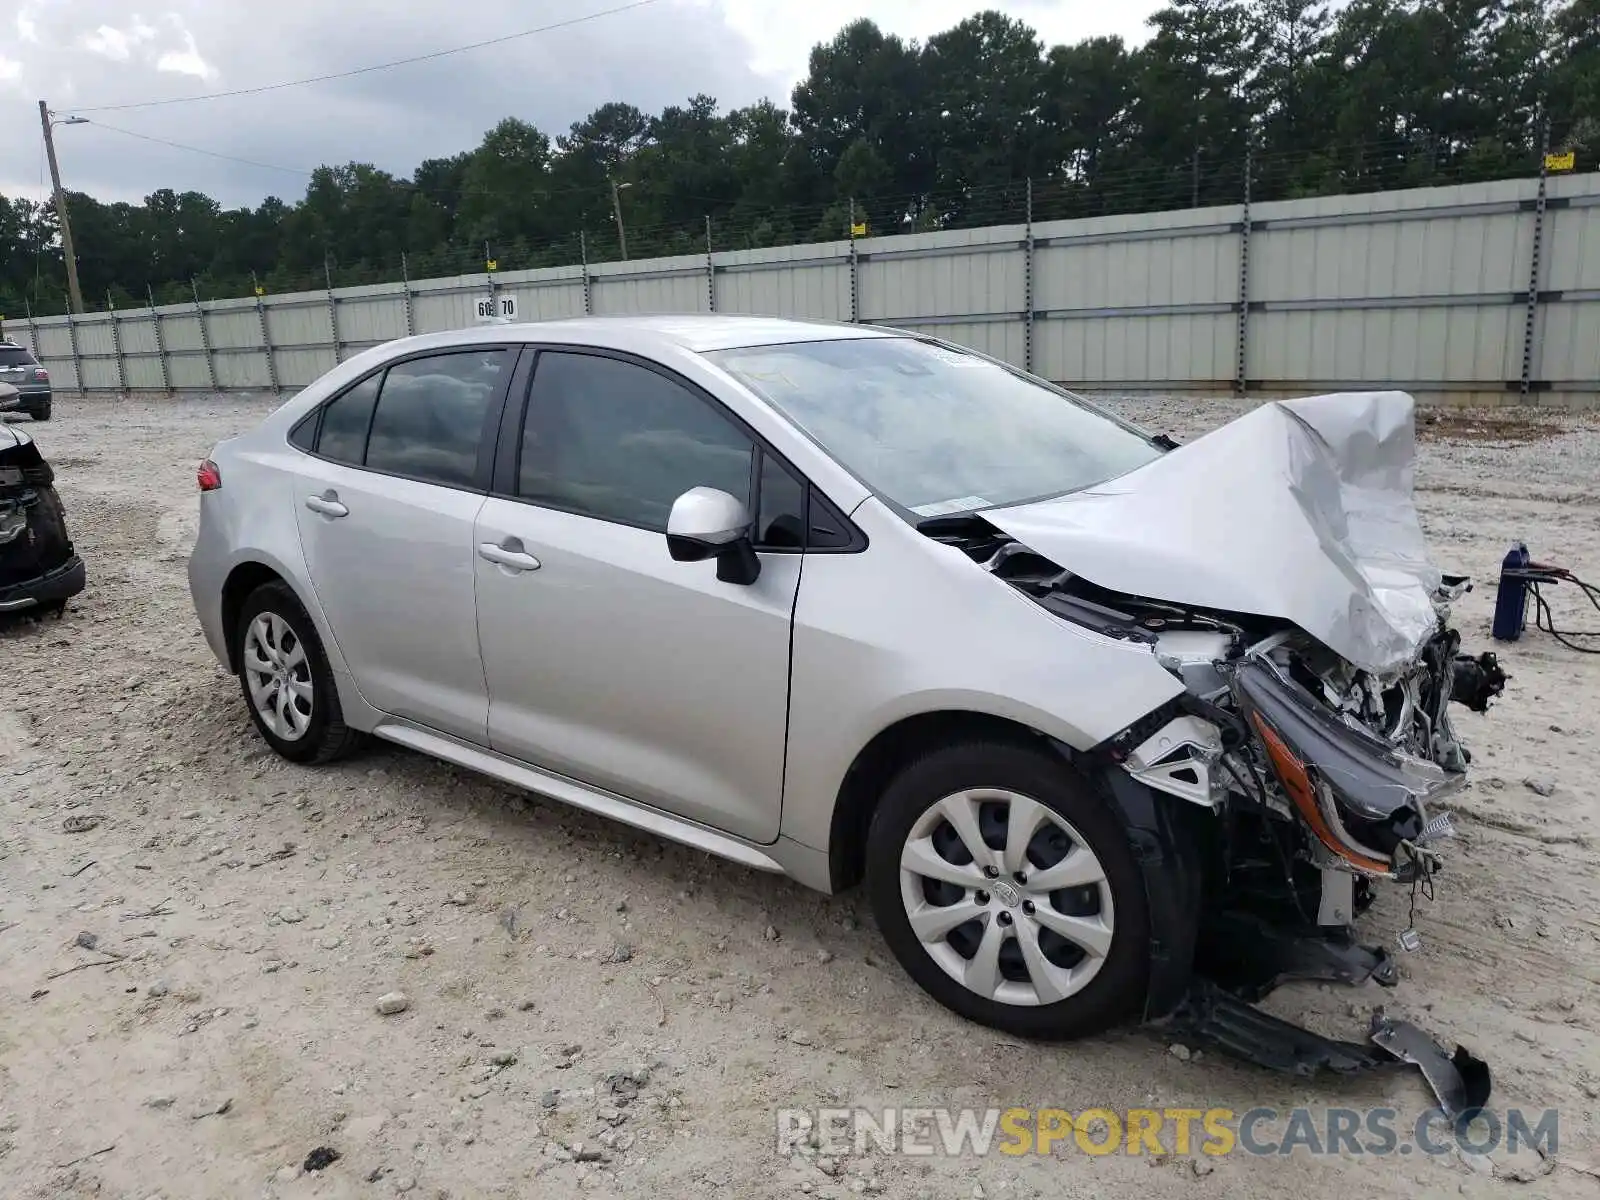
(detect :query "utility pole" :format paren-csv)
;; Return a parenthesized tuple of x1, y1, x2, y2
(610, 178, 631, 261)
(38, 101, 86, 315)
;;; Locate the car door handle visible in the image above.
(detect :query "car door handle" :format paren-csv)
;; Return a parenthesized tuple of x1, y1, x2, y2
(305, 494, 349, 518)
(478, 542, 541, 572)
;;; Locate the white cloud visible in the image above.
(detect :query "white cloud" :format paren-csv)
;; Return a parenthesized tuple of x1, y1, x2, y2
(0, 56, 21, 84)
(84, 25, 136, 61)
(16, 10, 40, 43)
(156, 28, 217, 80)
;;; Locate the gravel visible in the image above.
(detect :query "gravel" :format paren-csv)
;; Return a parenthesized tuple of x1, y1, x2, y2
(3, 394, 1599, 1199)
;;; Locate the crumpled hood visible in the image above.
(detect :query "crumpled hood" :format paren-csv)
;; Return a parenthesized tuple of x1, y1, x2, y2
(985, 392, 1443, 676)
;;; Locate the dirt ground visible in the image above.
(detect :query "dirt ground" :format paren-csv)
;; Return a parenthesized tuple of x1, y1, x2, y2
(2, 391, 1599, 1200)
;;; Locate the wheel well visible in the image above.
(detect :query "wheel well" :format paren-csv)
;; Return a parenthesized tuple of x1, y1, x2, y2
(220, 562, 285, 673)
(827, 711, 1067, 892)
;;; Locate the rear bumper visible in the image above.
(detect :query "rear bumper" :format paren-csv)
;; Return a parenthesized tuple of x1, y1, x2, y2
(0, 388, 51, 411)
(0, 553, 85, 612)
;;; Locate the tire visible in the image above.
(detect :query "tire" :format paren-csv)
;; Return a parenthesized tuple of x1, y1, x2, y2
(29, 400, 51, 422)
(866, 740, 1150, 1040)
(235, 581, 364, 765)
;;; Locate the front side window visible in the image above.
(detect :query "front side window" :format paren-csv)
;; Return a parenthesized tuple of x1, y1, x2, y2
(706, 337, 1162, 517)
(756, 452, 806, 548)
(518, 351, 753, 531)
(364, 350, 510, 487)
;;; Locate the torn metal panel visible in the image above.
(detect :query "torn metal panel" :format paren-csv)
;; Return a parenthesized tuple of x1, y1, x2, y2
(985, 392, 1445, 675)
(1370, 1014, 1493, 1119)
(1157, 981, 1493, 1117)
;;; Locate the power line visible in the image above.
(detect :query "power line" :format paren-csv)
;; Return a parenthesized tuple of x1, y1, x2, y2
(83, 121, 311, 176)
(72, 0, 661, 114)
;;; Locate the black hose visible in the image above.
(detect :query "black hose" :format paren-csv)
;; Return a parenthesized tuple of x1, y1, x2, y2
(1504, 568, 1600, 654)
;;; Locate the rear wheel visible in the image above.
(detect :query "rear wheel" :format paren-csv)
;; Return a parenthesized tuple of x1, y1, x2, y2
(866, 741, 1150, 1040)
(29, 399, 50, 422)
(235, 581, 364, 764)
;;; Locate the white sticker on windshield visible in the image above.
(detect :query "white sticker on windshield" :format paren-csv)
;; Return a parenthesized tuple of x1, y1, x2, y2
(922, 345, 989, 367)
(912, 496, 993, 517)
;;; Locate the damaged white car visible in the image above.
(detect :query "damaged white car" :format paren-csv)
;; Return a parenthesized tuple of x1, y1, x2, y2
(188, 318, 1502, 1096)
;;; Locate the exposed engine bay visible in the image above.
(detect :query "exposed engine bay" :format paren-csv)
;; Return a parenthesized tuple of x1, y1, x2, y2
(927, 522, 1505, 916)
(915, 391, 1509, 1109)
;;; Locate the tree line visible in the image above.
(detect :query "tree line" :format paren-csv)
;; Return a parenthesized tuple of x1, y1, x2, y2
(2, 0, 1596, 318)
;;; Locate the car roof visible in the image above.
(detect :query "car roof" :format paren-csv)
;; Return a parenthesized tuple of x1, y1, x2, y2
(394, 314, 904, 357)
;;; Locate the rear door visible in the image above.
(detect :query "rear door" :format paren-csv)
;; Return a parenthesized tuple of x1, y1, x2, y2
(288, 346, 518, 743)
(472, 348, 803, 843)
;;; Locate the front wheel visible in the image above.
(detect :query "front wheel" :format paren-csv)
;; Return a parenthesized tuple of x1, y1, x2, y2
(866, 741, 1151, 1040)
(235, 581, 364, 765)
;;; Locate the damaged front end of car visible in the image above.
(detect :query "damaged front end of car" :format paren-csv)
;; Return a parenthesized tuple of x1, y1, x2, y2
(0, 420, 86, 617)
(924, 391, 1505, 1113)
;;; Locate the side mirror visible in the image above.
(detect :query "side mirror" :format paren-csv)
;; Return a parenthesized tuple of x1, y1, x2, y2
(666, 487, 761, 585)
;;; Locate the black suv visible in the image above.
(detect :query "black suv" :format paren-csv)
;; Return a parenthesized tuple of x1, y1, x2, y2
(0, 341, 52, 421)
(1, 423, 85, 615)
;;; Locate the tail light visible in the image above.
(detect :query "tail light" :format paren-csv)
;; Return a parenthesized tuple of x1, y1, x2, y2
(33, 367, 48, 381)
(197, 459, 222, 492)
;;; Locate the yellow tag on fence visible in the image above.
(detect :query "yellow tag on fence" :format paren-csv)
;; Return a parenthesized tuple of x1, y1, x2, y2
(1546, 151, 1576, 172)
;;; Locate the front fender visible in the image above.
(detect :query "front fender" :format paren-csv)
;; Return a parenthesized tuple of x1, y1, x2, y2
(1089, 763, 1204, 1021)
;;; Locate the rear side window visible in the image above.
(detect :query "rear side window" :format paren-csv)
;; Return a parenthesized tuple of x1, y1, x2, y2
(365, 351, 509, 488)
(518, 351, 753, 531)
(317, 374, 381, 465)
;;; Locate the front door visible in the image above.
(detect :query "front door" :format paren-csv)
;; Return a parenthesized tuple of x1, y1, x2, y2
(473, 349, 799, 843)
(290, 347, 514, 742)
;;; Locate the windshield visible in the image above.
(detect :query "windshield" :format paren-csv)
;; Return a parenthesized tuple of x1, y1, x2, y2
(706, 338, 1162, 517)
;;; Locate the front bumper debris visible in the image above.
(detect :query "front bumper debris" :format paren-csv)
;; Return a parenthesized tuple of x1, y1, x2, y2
(1156, 980, 1492, 1119)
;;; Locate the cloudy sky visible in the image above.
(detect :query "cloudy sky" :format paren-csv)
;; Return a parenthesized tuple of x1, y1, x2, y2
(1, 0, 1163, 210)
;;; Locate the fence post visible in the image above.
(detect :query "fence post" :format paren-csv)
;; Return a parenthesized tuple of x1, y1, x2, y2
(1520, 124, 1550, 403)
(485, 241, 498, 319)
(148, 285, 171, 395)
(107, 291, 126, 395)
(1235, 141, 1254, 398)
(252, 271, 280, 394)
(324, 254, 342, 365)
(581, 231, 593, 315)
(704, 215, 717, 313)
(24, 297, 36, 358)
(401, 252, 416, 336)
(191, 278, 218, 392)
(1024, 179, 1036, 376)
(848, 197, 860, 324)
(65, 307, 83, 394)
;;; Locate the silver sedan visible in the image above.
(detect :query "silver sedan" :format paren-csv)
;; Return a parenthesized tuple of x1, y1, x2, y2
(188, 315, 1496, 1041)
